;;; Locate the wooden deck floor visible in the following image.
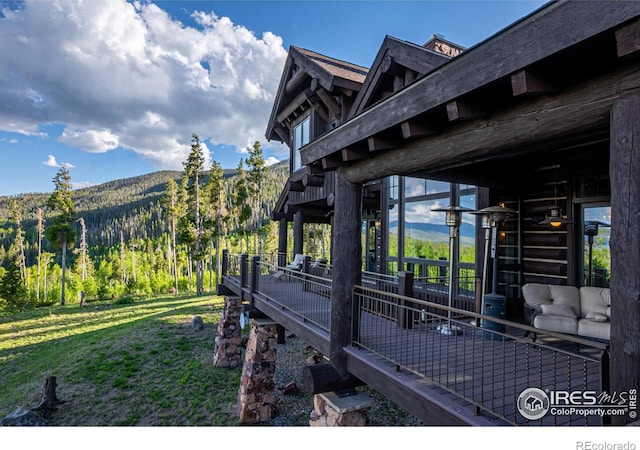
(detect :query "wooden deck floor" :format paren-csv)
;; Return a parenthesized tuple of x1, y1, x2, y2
(223, 274, 605, 426)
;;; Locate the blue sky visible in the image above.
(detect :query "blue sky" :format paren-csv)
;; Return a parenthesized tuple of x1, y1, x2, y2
(0, 0, 547, 196)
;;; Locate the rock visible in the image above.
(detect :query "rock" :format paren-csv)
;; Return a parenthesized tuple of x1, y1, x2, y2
(282, 381, 299, 395)
(0, 407, 47, 426)
(192, 315, 204, 331)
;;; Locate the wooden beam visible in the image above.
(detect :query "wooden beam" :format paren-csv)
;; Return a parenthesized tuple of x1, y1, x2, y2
(314, 85, 342, 119)
(287, 180, 304, 192)
(321, 156, 341, 170)
(401, 120, 438, 139)
(302, 173, 325, 187)
(302, 364, 365, 395)
(446, 99, 485, 122)
(368, 135, 397, 152)
(285, 67, 309, 94)
(609, 94, 640, 425)
(511, 69, 556, 96)
(309, 100, 330, 123)
(341, 64, 640, 184)
(342, 147, 368, 162)
(330, 170, 362, 378)
(273, 124, 289, 144)
(616, 17, 640, 57)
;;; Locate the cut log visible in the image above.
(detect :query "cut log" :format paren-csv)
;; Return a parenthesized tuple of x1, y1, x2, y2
(302, 364, 365, 395)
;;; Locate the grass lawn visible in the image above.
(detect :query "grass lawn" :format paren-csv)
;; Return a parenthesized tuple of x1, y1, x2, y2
(0, 294, 242, 426)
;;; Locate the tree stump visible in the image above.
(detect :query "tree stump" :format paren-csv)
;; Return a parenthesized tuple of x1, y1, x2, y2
(31, 376, 66, 419)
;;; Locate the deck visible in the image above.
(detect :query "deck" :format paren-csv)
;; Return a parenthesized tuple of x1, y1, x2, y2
(221, 261, 609, 426)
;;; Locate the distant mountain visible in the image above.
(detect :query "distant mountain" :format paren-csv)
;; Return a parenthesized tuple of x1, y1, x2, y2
(390, 221, 476, 245)
(0, 161, 289, 259)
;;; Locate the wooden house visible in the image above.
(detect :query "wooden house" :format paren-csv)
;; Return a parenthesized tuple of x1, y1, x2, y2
(222, 0, 640, 426)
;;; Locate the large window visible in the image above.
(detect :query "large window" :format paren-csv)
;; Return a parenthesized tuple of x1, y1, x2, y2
(386, 176, 477, 275)
(292, 117, 309, 171)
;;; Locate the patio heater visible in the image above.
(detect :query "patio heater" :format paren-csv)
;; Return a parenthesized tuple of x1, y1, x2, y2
(470, 204, 517, 334)
(432, 205, 472, 336)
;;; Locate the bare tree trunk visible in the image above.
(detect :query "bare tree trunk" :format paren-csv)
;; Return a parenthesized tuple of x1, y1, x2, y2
(61, 241, 67, 306)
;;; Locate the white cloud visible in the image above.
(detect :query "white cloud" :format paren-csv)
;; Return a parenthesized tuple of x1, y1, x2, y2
(43, 154, 75, 169)
(43, 155, 58, 167)
(0, 0, 288, 169)
(58, 128, 119, 153)
(265, 156, 280, 167)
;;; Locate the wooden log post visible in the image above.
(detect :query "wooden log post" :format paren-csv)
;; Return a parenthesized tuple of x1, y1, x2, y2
(294, 211, 304, 256)
(278, 218, 288, 267)
(609, 94, 640, 425)
(330, 169, 362, 378)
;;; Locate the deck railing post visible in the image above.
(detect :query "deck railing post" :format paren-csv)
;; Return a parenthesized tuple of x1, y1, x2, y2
(302, 255, 311, 291)
(221, 249, 228, 277)
(240, 253, 249, 288)
(397, 271, 415, 329)
(250, 256, 260, 307)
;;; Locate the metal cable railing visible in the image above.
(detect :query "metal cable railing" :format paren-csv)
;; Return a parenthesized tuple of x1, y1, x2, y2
(352, 285, 608, 426)
(253, 260, 332, 332)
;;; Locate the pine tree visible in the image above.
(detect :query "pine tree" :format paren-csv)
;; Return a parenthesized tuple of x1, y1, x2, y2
(45, 167, 76, 306)
(246, 141, 266, 254)
(0, 263, 28, 310)
(180, 134, 206, 295)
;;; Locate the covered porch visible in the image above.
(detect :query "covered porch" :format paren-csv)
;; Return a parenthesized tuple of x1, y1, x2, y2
(220, 252, 609, 426)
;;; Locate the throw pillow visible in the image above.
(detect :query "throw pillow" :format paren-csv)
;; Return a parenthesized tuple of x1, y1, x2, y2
(585, 311, 609, 322)
(540, 303, 577, 318)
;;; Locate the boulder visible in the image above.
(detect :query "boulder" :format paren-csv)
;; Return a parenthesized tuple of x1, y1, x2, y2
(192, 315, 204, 331)
(0, 407, 47, 426)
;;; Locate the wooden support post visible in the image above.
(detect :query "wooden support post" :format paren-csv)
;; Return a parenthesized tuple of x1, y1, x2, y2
(278, 218, 288, 267)
(330, 169, 362, 378)
(397, 271, 415, 329)
(302, 364, 365, 395)
(294, 211, 304, 256)
(609, 94, 640, 425)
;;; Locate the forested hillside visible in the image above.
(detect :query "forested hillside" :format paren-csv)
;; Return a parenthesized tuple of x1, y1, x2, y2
(0, 162, 288, 260)
(0, 157, 289, 308)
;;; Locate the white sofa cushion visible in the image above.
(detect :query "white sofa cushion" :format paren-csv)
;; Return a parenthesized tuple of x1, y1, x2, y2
(579, 286, 610, 318)
(521, 283, 552, 313)
(548, 285, 581, 316)
(534, 314, 578, 335)
(578, 318, 610, 341)
(540, 303, 578, 318)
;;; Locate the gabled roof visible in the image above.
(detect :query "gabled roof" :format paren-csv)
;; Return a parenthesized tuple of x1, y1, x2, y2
(349, 35, 460, 118)
(265, 46, 369, 143)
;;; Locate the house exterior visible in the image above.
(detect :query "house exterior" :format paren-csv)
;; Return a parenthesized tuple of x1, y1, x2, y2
(223, 0, 640, 426)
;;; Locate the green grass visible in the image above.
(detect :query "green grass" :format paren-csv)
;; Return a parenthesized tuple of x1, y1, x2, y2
(0, 294, 242, 426)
